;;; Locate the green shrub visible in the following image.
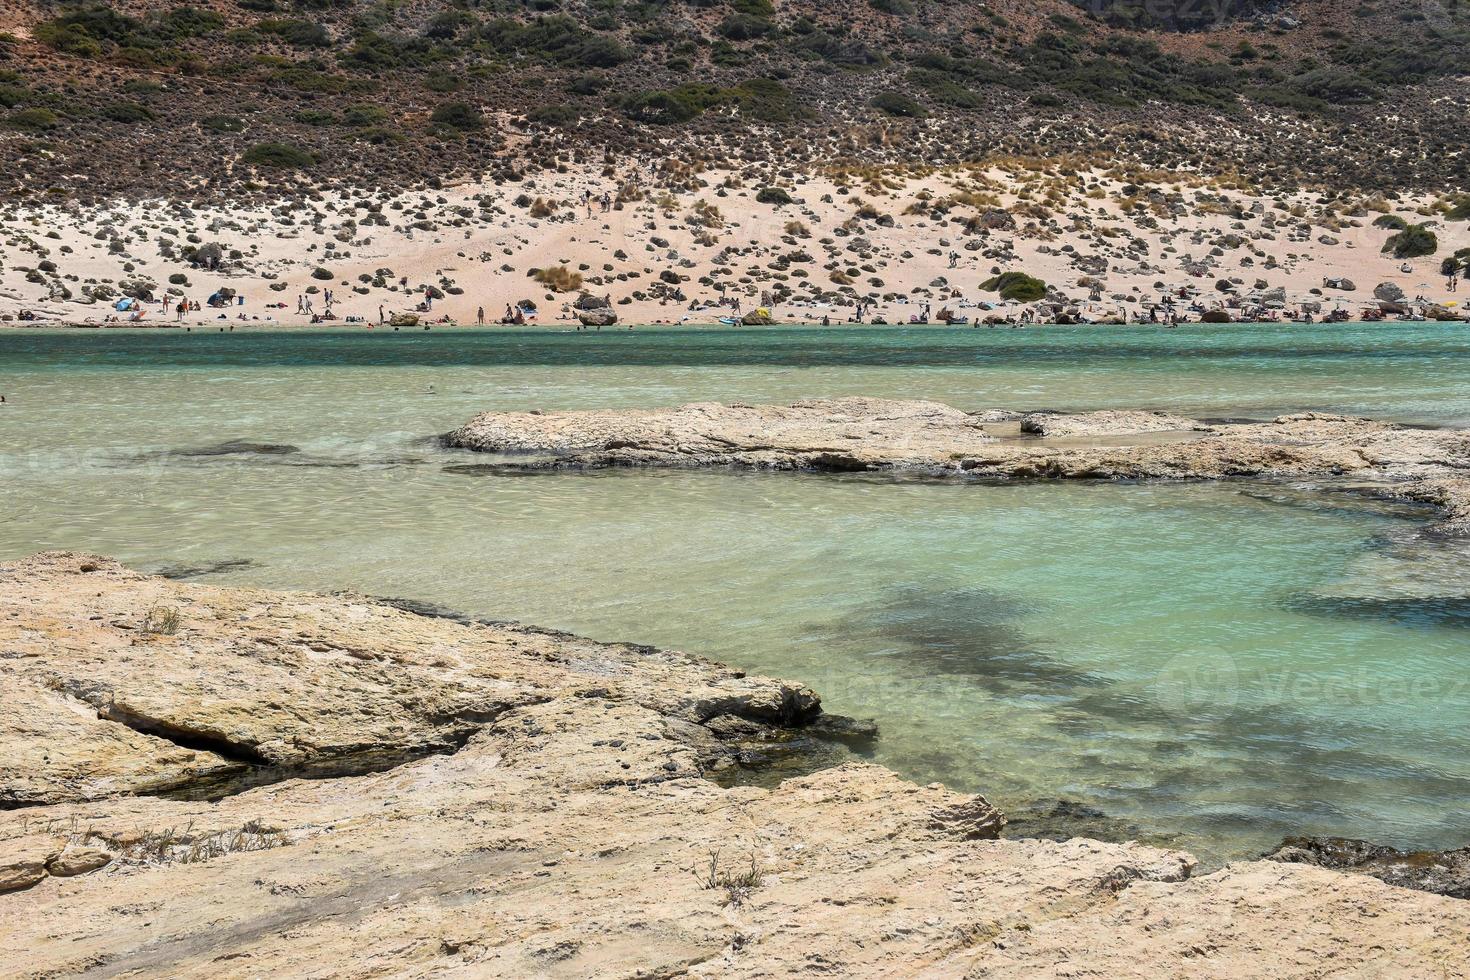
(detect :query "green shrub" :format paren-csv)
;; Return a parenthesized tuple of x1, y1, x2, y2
(871, 90, 925, 117)
(622, 87, 711, 124)
(201, 115, 246, 132)
(980, 271, 1047, 302)
(295, 108, 338, 126)
(341, 104, 388, 126)
(717, 14, 775, 41)
(1372, 214, 1409, 230)
(756, 187, 793, 205)
(353, 125, 403, 144)
(242, 141, 314, 168)
(527, 103, 578, 126)
(101, 102, 154, 122)
(477, 16, 630, 68)
(258, 19, 330, 47)
(0, 82, 34, 109)
(7, 107, 59, 131)
(429, 101, 482, 131)
(794, 32, 883, 66)
(1382, 224, 1438, 259)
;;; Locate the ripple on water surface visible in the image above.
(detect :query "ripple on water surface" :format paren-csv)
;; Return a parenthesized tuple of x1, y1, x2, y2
(2, 326, 1469, 864)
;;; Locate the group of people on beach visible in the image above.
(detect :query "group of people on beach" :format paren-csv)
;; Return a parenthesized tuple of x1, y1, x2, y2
(582, 188, 612, 217)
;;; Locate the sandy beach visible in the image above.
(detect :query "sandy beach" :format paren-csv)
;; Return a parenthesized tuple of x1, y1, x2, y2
(4, 162, 1466, 329)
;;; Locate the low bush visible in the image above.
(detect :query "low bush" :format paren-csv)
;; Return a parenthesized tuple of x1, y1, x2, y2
(1382, 224, 1438, 258)
(871, 90, 925, 117)
(7, 107, 59, 131)
(980, 271, 1047, 302)
(429, 101, 482, 131)
(242, 141, 314, 168)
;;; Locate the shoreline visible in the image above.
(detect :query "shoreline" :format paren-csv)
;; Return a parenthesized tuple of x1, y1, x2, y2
(3, 551, 1468, 976)
(2, 318, 1463, 332)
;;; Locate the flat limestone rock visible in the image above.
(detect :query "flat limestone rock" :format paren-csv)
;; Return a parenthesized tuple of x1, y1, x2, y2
(447, 399, 1470, 531)
(0, 552, 818, 806)
(3, 556, 1470, 977)
(1019, 409, 1206, 437)
(446, 397, 998, 471)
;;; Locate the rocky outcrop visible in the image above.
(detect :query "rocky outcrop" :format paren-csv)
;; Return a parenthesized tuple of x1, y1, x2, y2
(4, 554, 1470, 976)
(446, 397, 999, 472)
(577, 307, 617, 327)
(1018, 409, 1204, 438)
(446, 399, 1470, 532)
(1268, 837, 1470, 899)
(0, 552, 817, 806)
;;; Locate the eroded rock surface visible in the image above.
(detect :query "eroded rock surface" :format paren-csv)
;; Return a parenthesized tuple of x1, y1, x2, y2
(1268, 836, 1470, 900)
(3, 554, 1470, 977)
(447, 399, 1470, 533)
(0, 552, 817, 806)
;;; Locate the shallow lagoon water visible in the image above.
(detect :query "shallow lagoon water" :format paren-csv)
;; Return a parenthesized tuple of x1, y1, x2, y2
(3, 324, 1468, 864)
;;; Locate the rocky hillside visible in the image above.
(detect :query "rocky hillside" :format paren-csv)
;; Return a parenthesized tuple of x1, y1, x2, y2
(0, 0, 1467, 199)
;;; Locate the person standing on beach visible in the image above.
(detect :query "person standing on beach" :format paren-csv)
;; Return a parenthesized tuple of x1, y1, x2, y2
(477, 306, 485, 325)
(379, 305, 385, 325)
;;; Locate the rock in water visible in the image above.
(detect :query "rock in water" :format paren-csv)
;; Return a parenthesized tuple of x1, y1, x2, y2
(1267, 837, 1470, 899)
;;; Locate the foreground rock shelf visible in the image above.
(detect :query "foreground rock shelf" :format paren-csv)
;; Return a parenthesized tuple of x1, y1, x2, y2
(3, 552, 1470, 976)
(447, 397, 1470, 534)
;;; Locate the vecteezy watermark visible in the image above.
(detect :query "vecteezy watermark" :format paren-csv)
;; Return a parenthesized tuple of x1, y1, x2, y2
(1151, 649, 1242, 724)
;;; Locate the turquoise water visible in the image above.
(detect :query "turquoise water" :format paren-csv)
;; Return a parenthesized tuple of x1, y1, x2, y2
(2, 324, 1468, 864)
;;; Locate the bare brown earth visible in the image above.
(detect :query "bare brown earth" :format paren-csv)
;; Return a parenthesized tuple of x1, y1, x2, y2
(3, 551, 1470, 977)
(446, 397, 1470, 532)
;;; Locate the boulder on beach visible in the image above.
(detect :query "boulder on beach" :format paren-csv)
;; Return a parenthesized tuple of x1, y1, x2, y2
(578, 307, 617, 327)
(1373, 282, 1406, 303)
(574, 292, 612, 311)
(389, 312, 419, 327)
(978, 209, 1016, 231)
(1323, 277, 1357, 291)
(742, 309, 776, 325)
(191, 243, 225, 271)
